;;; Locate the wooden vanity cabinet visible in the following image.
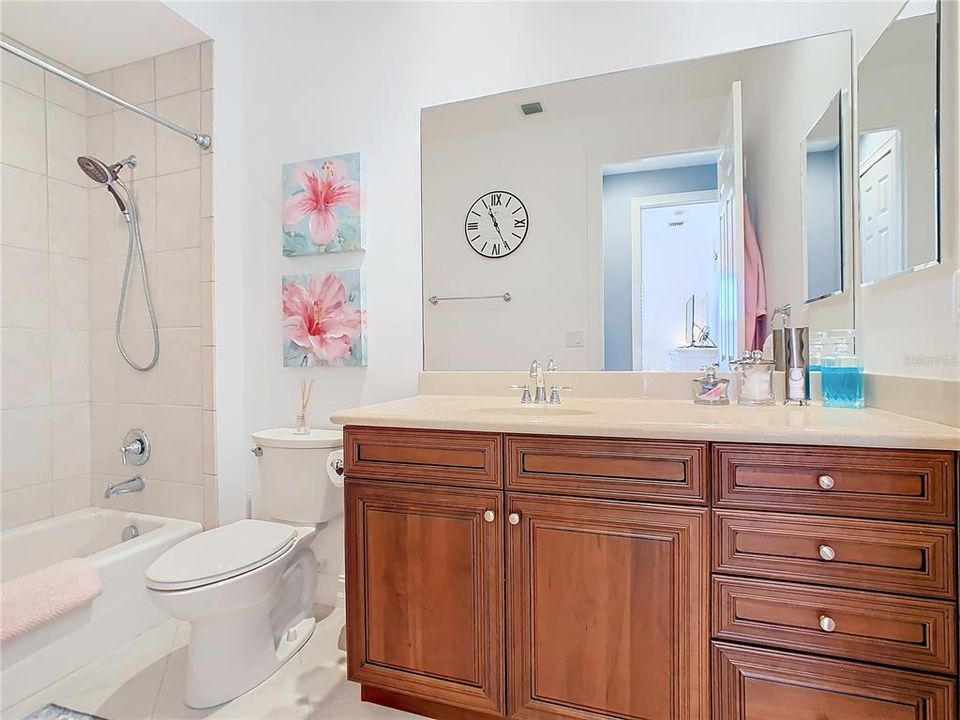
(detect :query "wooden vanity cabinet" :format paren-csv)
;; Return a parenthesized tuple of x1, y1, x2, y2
(345, 427, 959, 720)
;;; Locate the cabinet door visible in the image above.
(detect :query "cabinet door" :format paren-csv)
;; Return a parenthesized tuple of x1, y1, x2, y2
(507, 493, 709, 720)
(345, 479, 504, 714)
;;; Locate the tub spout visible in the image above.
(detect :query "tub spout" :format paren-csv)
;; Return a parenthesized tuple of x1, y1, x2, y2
(105, 475, 145, 499)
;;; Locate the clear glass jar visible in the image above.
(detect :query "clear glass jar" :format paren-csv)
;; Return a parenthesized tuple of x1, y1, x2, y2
(693, 365, 730, 405)
(731, 350, 775, 406)
(821, 329, 864, 408)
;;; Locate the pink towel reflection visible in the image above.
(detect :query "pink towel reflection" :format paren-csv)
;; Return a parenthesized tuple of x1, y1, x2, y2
(743, 198, 767, 350)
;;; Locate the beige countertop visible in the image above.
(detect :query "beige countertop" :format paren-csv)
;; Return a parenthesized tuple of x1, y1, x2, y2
(330, 394, 960, 450)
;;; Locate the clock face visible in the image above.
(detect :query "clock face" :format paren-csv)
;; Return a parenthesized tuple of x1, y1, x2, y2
(464, 191, 528, 259)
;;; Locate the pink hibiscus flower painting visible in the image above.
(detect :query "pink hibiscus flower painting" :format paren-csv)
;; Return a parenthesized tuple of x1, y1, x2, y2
(282, 270, 367, 367)
(282, 153, 362, 256)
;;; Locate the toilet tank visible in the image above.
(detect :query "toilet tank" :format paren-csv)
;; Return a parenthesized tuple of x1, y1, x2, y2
(251, 428, 343, 524)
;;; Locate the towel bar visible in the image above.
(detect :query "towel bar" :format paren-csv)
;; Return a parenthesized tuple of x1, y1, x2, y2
(428, 293, 512, 305)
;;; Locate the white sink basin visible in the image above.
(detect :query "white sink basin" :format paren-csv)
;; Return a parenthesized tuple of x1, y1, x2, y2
(466, 405, 595, 418)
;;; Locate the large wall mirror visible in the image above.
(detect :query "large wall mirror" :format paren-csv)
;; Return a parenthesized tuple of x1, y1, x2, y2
(421, 32, 857, 371)
(858, 0, 940, 286)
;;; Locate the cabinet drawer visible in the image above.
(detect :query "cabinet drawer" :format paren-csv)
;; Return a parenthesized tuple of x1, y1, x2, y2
(505, 434, 708, 504)
(713, 642, 956, 720)
(713, 576, 957, 674)
(713, 444, 955, 523)
(714, 510, 956, 598)
(345, 426, 501, 488)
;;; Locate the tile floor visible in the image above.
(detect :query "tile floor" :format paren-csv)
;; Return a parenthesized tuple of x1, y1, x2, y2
(7, 608, 420, 720)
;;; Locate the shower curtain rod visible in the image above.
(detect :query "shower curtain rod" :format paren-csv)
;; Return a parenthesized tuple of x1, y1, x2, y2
(0, 40, 212, 150)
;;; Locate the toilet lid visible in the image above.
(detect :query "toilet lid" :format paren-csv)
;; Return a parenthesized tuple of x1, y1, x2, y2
(145, 520, 297, 591)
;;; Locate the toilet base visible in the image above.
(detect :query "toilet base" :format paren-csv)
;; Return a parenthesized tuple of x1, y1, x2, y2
(184, 614, 316, 708)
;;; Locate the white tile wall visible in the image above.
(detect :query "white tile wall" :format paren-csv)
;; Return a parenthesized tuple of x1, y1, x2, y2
(85, 42, 217, 527)
(1, 52, 90, 528)
(155, 46, 200, 99)
(114, 102, 157, 178)
(1, 246, 49, 328)
(1, 164, 48, 251)
(112, 58, 154, 106)
(0, 83, 46, 173)
(48, 179, 89, 257)
(1, 41, 216, 529)
(45, 103, 86, 183)
(0, 41, 44, 96)
(1, 329, 52, 410)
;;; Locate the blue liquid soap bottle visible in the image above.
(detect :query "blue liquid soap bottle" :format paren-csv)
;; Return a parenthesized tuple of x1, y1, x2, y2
(821, 329, 864, 408)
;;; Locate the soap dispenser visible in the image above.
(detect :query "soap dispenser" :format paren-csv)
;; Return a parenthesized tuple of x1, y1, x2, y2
(821, 329, 864, 408)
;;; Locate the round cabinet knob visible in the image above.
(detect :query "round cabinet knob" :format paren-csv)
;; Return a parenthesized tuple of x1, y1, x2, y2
(818, 475, 835, 490)
(819, 615, 837, 633)
(483, 510, 495, 523)
(818, 544, 836, 561)
(508, 513, 521, 525)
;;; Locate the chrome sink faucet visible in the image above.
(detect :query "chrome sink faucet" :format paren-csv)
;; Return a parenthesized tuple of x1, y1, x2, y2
(513, 359, 570, 404)
(104, 475, 145, 499)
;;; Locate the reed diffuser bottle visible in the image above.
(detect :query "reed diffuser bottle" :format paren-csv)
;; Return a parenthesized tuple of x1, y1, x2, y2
(295, 379, 314, 434)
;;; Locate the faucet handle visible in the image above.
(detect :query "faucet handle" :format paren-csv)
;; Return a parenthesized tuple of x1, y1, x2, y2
(119, 429, 150, 467)
(510, 384, 533, 404)
(548, 384, 572, 404)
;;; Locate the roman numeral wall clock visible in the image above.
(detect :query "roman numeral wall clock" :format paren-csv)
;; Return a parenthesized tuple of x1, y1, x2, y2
(464, 190, 528, 259)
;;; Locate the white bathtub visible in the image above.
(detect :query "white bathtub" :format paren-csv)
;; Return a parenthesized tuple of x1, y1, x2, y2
(0, 507, 201, 710)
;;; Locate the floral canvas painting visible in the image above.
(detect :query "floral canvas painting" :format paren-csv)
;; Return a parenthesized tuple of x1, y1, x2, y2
(282, 152, 363, 256)
(282, 270, 367, 367)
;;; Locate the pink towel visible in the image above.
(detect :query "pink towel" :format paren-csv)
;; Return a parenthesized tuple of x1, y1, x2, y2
(743, 197, 767, 350)
(0, 558, 102, 643)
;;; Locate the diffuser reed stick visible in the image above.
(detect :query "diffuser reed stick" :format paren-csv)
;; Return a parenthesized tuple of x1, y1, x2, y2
(295, 379, 314, 434)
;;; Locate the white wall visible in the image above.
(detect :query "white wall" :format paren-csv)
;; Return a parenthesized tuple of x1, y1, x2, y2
(857, 3, 959, 382)
(167, 0, 938, 599)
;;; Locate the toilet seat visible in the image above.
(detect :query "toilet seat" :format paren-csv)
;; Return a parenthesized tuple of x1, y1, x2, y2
(146, 519, 297, 591)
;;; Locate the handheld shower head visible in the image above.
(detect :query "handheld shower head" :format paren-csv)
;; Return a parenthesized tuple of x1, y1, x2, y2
(78, 155, 137, 216)
(77, 155, 116, 184)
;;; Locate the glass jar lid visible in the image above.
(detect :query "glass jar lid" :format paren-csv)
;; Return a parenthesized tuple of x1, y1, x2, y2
(730, 349, 773, 367)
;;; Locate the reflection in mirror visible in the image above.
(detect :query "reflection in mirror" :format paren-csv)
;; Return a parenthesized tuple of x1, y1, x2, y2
(858, 0, 939, 286)
(421, 33, 854, 371)
(804, 93, 843, 302)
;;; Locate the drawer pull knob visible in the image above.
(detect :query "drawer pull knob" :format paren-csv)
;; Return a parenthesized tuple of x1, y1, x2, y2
(819, 615, 837, 632)
(483, 510, 495, 523)
(818, 545, 836, 561)
(508, 513, 521, 525)
(818, 474, 835, 490)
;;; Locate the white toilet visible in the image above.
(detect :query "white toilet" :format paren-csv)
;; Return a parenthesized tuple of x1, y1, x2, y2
(145, 428, 344, 709)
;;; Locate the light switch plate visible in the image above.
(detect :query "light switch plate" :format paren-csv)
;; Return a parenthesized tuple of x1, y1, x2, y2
(565, 330, 584, 348)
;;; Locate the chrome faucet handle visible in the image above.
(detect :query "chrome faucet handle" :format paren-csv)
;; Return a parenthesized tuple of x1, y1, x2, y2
(119, 429, 150, 467)
(510, 384, 533, 404)
(548, 384, 572, 405)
